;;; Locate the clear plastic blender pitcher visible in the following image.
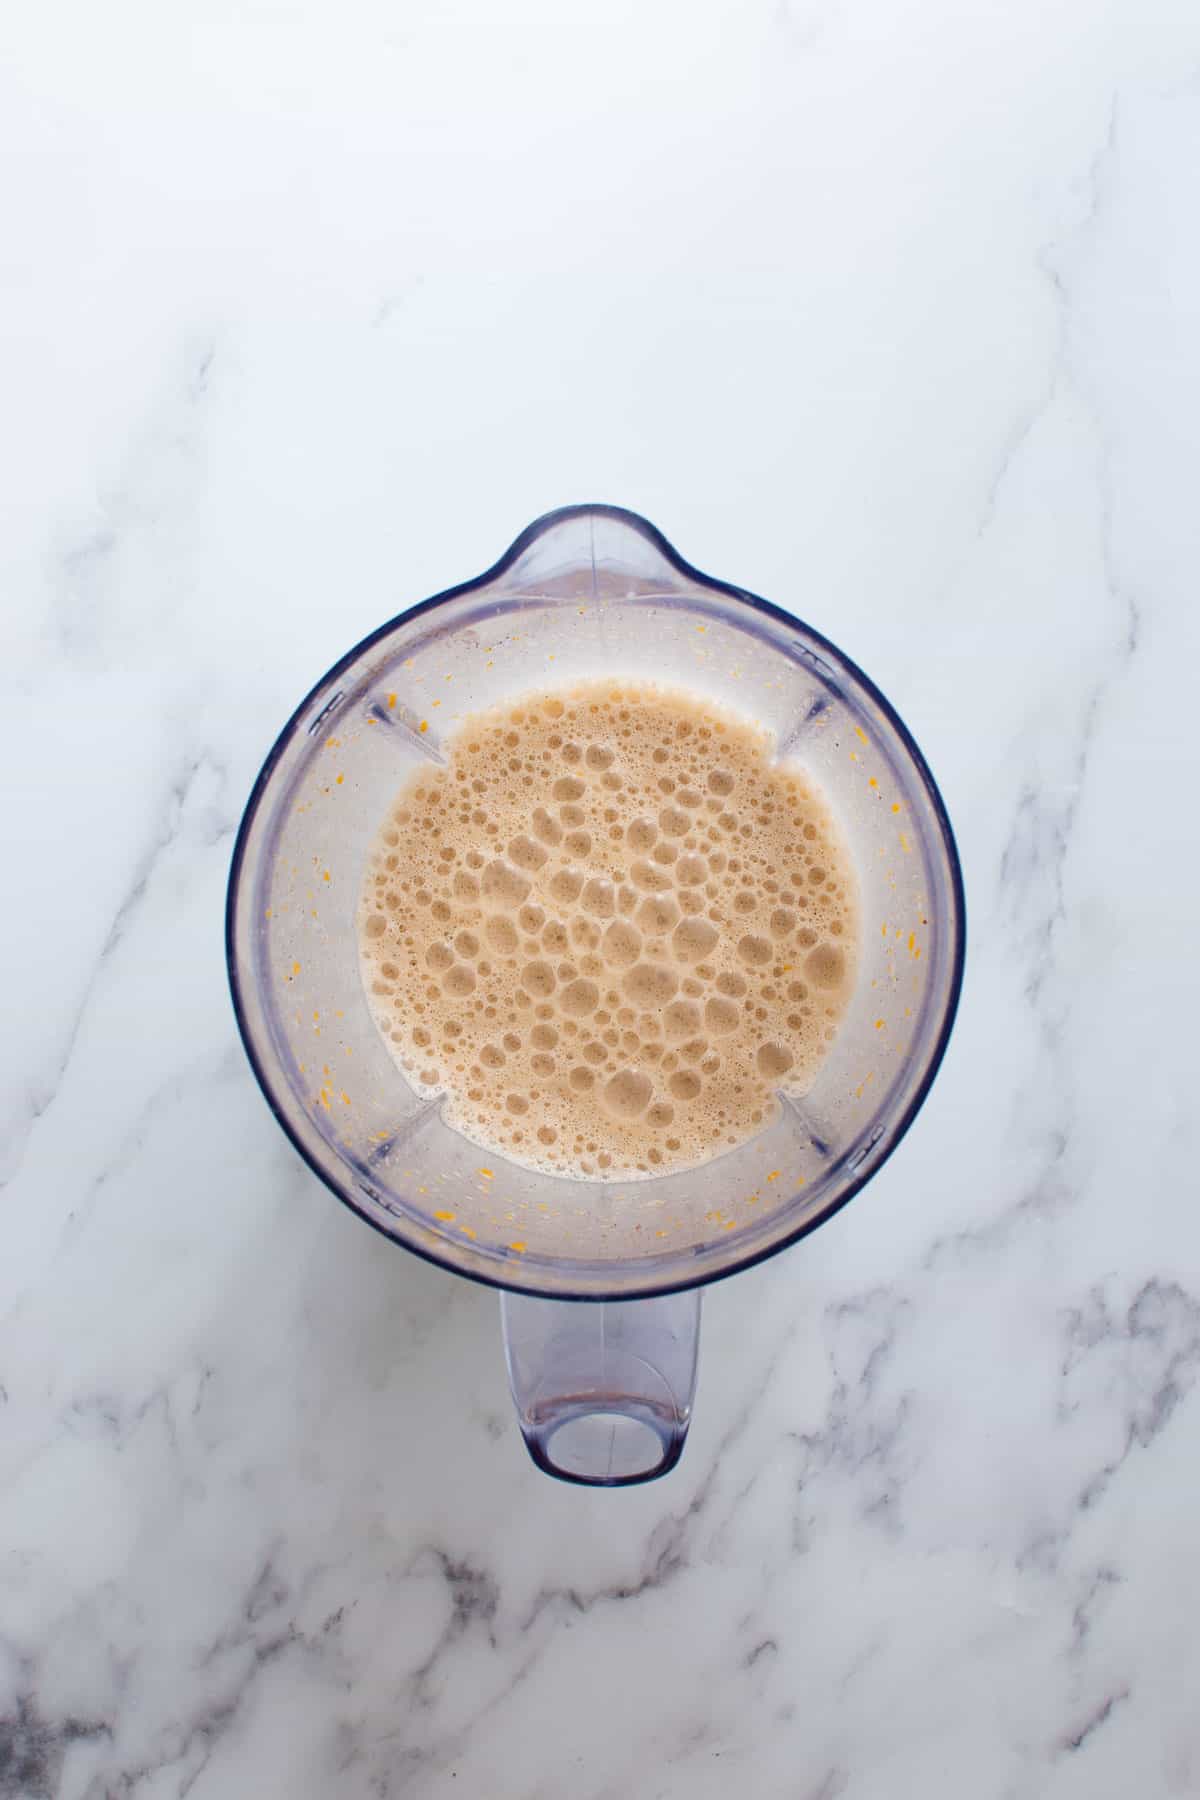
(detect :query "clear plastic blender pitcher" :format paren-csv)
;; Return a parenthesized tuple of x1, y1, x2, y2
(226, 506, 964, 1486)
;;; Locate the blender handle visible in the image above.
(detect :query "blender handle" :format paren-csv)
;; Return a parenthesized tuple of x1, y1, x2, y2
(500, 1290, 701, 1486)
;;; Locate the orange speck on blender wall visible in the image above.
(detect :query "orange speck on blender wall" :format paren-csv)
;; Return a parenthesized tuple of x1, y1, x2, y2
(291, 961, 301, 975)
(478, 1168, 494, 1180)
(387, 693, 397, 709)
(868, 777, 878, 789)
(509, 1241, 527, 1253)
(766, 1169, 781, 1183)
(323, 870, 331, 883)
(892, 802, 901, 814)
(855, 726, 868, 744)
(875, 1019, 885, 1030)
(434, 1209, 455, 1222)
(336, 774, 344, 785)
(419, 720, 429, 733)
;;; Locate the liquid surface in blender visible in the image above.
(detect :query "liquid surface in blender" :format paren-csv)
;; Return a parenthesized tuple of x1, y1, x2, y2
(358, 681, 858, 1179)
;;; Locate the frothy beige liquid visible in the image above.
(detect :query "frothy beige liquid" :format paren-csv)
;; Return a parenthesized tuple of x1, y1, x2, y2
(359, 682, 858, 1178)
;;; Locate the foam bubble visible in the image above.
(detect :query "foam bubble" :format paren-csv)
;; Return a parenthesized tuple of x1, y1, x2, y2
(482, 859, 531, 906)
(522, 960, 556, 998)
(601, 920, 642, 967)
(673, 917, 718, 963)
(532, 806, 562, 845)
(623, 962, 679, 1008)
(705, 995, 740, 1035)
(603, 1068, 653, 1119)
(560, 977, 601, 1018)
(484, 915, 518, 955)
(582, 877, 616, 917)
(549, 867, 585, 905)
(633, 895, 675, 937)
(668, 1069, 702, 1101)
(805, 943, 846, 989)
(630, 858, 672, 893)
(509, 834, 548, 871)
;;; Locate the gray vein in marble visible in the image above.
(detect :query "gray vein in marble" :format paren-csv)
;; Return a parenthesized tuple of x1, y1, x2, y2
(49, 339, 218, 664)
(408, 1550, 500, 1707)
(1064, 1279, 1200, 1512)
(90, 1552, 356, 1798)
(970, 100, 1117, 554)
(1058, 1685, 1131, 1757)
(924, 108, 1149, 1292)
(789, 1289, 914, 1538)
(0, 1685, 111, 1800)
(1069, 1565, 1121, 1658)
(1, 753, 236, 1187)
(803, 1773, 849, 1800)
(1016, 1277, 1200, 1578)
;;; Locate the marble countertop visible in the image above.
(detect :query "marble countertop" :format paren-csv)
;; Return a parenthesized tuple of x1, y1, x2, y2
(4, 1, 1200, 1794)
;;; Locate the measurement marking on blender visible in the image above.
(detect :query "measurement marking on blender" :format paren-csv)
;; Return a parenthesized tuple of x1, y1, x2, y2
(846, 1126, 886, 1173)
(307, 690, 345, 734)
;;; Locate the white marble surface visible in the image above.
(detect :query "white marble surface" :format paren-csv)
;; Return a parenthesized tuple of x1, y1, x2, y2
(3, 1, 1200, 1793)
